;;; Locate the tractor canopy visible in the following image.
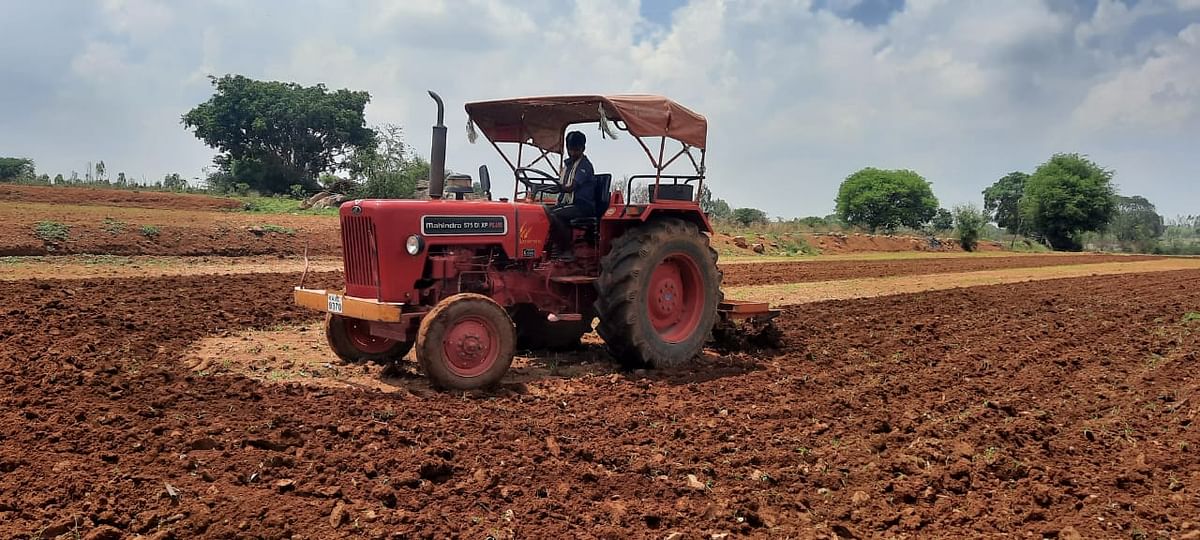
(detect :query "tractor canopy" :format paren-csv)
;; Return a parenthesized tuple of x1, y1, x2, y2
(464, 94, 707, 153)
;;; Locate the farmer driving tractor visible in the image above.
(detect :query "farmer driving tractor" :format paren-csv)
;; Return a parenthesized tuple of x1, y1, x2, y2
(547, 130, 596, 260)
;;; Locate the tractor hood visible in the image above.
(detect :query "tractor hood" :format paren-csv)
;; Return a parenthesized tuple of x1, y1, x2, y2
(338, 198, 551, 302)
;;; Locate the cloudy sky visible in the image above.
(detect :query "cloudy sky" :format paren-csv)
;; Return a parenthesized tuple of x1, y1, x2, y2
(2, 0, 1198, 218)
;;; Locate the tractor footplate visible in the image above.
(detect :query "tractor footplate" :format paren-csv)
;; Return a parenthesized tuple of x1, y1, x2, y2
(711, 299, 783, 353)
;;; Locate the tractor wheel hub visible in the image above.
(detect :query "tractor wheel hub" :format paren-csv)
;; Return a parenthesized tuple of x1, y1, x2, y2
(443, 317, 497, 376)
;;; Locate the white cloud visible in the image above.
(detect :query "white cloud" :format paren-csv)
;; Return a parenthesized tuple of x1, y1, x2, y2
(1072, 23, 1200, 132)
(2, 0, 1199, 217)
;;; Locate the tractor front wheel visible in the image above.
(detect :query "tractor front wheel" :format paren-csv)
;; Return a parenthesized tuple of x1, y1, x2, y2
(324, 313, 412, 364)
(417, 293, 516, 390)
(595, 218, 722, 369)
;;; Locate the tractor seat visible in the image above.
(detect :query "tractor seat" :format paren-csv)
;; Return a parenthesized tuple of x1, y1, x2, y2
(569, 173, 612, 232)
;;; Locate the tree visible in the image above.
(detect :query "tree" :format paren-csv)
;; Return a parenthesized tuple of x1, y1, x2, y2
(1021, 153, 1117, 251)
(983, 172, 1029, 234)
(182, 74, 376, 194)
(53, 174, 65, 184)
(348, 124, 429, 199)
(835, 168, 938, 232)
(0, 157, 35, 180)
(1111, 195, 1164, 252)
(116, 172, 128, 186)
(698, 184, 732, 220)
(95, 161, 107, 183)
(732, 207, 768, 226)
(953, 204, 987, 251)
(931, 208, 953, 232)
(162, 173, 187, 191)
(628, 179, 650, 204)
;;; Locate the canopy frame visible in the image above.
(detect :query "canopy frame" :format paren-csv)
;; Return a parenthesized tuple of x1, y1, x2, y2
(465, 95, 708, 203)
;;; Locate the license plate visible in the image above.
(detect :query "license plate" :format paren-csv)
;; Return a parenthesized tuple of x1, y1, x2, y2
(327, 294, 343, 314)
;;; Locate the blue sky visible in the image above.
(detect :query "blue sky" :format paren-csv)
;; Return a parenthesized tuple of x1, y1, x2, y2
(1, 0, 1198, 219)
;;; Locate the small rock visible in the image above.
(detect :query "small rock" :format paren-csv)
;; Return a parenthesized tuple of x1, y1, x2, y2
(187, 437, 221, 451)
(1180, 531, 1200, 540)
(686, 474, 707, 490)
(751, 243, 766, 254)
(274, 479, 295, 493)
(1058, 526, 1083, 540)
(952, 441, 974, 458)
(545, 436, 561, 458)
(83, 525, 123, 540)
(851, 491, 870, 504)
(329, 501, 348, 528)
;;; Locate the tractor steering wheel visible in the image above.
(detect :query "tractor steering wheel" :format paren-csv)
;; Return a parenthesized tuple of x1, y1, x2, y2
(515, 168, 562, 199)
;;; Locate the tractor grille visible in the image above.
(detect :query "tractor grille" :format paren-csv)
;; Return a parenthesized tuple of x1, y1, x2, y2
(340, 215, 379, 288)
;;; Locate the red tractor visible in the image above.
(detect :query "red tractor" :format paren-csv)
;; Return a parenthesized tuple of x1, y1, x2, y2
(295, 92, 777, 390)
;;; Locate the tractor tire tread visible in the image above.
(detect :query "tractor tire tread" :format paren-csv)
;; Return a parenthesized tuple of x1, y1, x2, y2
(594, 217, 721, 369)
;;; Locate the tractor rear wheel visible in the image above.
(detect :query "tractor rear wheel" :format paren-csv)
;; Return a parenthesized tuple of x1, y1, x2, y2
(417, 293, 516, 390)
(595, 218, 722, 369)
(324, 313, 412, 364)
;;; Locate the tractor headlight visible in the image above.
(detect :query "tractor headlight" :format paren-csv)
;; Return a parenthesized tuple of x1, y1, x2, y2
(405, 234, 424, 255)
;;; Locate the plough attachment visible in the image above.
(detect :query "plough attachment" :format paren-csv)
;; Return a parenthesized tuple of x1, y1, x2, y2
(711, 299, 783, 353)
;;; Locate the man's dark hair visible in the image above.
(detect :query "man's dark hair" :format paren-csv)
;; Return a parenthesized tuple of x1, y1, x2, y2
(565, 130, 586, 150)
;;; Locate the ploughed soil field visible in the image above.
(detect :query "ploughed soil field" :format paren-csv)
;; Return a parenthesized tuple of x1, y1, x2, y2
(2, 267, 1199, 539)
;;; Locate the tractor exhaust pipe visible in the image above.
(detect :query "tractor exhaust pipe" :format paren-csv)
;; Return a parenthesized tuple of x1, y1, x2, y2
(427, 90, 447, 200)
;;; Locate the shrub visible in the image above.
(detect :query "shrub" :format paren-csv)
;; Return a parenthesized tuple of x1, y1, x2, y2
(953, 204, 987, 252)
(34, 221, 69, 243)
(140, 225, 161, 239)
(102, 217, 127, 235)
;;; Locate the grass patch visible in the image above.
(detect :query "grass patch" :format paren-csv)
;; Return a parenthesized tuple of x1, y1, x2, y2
(255, 223, 296, 235)
(235, 196, 338, 216)
(101, 217, 127, 235)
(1008, 240, 1052, 253)
(1182, 312, 1200, 324)
(34, 221, 69, 243)
(139, 225, 160, 239)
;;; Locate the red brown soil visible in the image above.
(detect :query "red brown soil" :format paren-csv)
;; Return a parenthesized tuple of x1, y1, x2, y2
(720, 254, 1164, 286)
(0, 184, 243, 211)
(3, 270, 1199, 538)
(0, 201, 341, 257)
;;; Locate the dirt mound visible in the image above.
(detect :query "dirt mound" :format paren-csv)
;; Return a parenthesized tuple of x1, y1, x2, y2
(0, 184, 243, 211)
(0, 201, 341, 257)
(805, 232, 1004, 253)
(720, 254, 1164, 286)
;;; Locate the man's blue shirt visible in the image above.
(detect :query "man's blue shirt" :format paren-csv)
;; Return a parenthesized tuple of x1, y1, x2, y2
(560, 155, 596, 215)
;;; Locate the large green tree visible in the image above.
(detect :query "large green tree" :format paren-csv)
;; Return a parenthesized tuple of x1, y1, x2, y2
(931, 208, 953, 232)
(0, 157, 35, 180)
(1110, 195, 1164, 252)
(732, 207, 768, 226)
(1020, 153, 1117, 251)
(835, 167, 938, 232)
(183, 75, 376, 193)
(982, 171, 1029, 234)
